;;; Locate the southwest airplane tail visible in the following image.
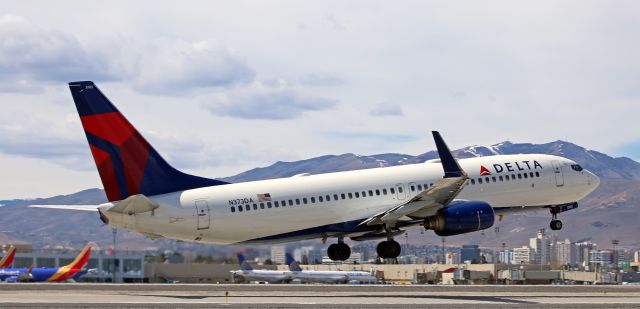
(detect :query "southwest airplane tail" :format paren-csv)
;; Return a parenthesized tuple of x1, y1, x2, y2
(0, 245, 16, 268)
(33, 243, 92, 282)
(68, 81, 228, 202)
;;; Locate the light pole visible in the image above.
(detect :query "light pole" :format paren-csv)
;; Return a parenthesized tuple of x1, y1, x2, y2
(112, 228, 117, 283)
(612, 239, 619, 273)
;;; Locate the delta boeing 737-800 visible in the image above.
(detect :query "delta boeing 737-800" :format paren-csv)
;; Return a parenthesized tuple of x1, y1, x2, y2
(33, 81, 599, 261)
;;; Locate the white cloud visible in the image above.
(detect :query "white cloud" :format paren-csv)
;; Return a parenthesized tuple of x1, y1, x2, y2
(369, 103, 403, 117)
(203, 82, 337, 120)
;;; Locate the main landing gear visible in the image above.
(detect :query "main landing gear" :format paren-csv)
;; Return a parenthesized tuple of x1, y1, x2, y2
(376, 239, 401, 259)
(550, 210, 563, 231)
(327, 238, 351, 261)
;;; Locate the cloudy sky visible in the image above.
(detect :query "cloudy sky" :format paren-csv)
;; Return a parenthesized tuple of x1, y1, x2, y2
(1, 1, 639, 198)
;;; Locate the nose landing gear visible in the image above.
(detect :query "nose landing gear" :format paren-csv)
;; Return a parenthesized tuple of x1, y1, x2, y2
(549, 209, 563, 231)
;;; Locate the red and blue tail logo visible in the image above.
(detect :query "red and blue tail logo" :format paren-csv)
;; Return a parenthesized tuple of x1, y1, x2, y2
(480, 165, 491, 176)
(69, 81, 229, 202)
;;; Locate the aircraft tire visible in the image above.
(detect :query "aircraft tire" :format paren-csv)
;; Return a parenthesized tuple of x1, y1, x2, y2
(327, 243, 339, 261)
(550, 220, 563, 231)
(336, 243, 351, 261)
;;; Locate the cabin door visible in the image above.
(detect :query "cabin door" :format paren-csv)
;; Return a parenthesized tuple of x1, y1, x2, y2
(195, 200, 211, 230)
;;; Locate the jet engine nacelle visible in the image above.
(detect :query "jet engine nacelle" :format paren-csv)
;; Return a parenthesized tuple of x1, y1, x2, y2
(424, 201, 495, 236)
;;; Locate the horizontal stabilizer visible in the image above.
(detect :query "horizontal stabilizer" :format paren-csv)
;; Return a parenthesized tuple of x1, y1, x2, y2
(29, 205, 101, 212)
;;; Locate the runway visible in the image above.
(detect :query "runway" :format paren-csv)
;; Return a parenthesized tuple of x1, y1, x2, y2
(1, 284, 640, 308)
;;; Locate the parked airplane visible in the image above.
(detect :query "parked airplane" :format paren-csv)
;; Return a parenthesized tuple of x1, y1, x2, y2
(0, 245, 16, 268)
(285, 253, 376, 284)
(230, 254, 291, 283)
(0, 243, 92, 282)
(32, 81, 600, 261)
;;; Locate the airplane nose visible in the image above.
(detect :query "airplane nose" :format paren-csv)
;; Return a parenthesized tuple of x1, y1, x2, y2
(586, 170, 600, 191)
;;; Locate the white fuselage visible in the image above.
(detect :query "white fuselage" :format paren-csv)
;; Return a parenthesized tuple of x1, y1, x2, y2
(99, 154, 599, 244)
(230, 269, 292, 283)
(291, 270, 377, 284)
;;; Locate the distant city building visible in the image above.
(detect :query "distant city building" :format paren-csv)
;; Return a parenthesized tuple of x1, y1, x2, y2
(460, 245, 481, 264)
(589, 250, 613, 266)
(445, 252, 454, 265)
(344, 252, 362, 264)
(575, 241, 597, 265)
(634, 250, 640, 263)
(498, 250, 513, 264)
(555, 239, 577, 265)
(270, 246, 286, 264)
(513, 246, 532, 264)
(529, 229, 551, 264)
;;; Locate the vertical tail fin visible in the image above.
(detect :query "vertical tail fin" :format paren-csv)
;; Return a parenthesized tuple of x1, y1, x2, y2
(46, 243, 93, 282)
(0, 245, 16, 268)
(69, 81, 228, 202)
(285, 253, 302, 271)
(237, 254, 253, 271)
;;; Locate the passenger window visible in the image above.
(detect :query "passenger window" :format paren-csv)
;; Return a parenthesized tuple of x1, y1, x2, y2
(535, 172, 540, 177)
(326, 195, 331, 201)
(417, 184, 422, 191)
(311, 197, 315, 203)
(259, 203, 264, 209)
(238, 206, 243, 212)
(471, 179, 475, 185)
(523, 173, 528, 179)
(334, 194, 339, 200)
(430, 183, 434, 187)
(253, 204, 258, 210)
(275, 201, 279, 207)
(296, 199, 300, 205)
(368, 190, 373, 196)
(362, 191, 366, 197)
(341, 193, 346, 199)
(511, 174, 516, 180)
(289, 200, 294, 206)
(348, 193, 353, 199)
(390, 188, 395, 194)
(267, 202, 272, 208)
(376, 189, 380, 195)
(492, 176, 497, 182)
(478, 178, 483, 184)
(485, 177, 491, 183)
(383, 188, 387, 195)
(303, 198, 308, 204)
(355, 192, 360, 198)
(231, 206, 235, 213)
(410, 185, 415, 191)
(530, 172, 534, 178)
(517, 174, 522, 179)
(281, 201, 286, 207)
(399, 187, 403, 193)
(423, 184, 429, 189)
(319, 196, 323, 202)
(499, 176, 503, 181)
(245, 205, 250, 211)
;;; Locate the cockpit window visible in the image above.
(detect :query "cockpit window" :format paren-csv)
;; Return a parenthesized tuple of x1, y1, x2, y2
(571, 164, 583, 172)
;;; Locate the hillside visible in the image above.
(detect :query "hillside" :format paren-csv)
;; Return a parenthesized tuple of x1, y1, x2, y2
(1, 140, 638, 250)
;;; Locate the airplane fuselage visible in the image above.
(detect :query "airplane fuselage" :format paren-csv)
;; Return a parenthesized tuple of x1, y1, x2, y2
(99, 154, 599, 244)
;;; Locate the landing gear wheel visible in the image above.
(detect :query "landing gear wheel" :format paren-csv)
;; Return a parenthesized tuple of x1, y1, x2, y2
(377, 240, 401, 259)
(327, 243, 339, 261)
(550, 219, 563, 231)
(336, 243, 351, 261)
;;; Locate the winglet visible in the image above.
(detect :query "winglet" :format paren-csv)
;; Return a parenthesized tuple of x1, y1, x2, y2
(432, 131, 466, 178)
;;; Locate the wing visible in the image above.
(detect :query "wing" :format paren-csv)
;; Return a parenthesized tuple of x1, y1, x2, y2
(360, 131, 468, 226)
(28, 205, 101, 212)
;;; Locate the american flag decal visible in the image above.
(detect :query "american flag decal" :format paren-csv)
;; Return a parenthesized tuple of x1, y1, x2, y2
(257, 193, 272, 202)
